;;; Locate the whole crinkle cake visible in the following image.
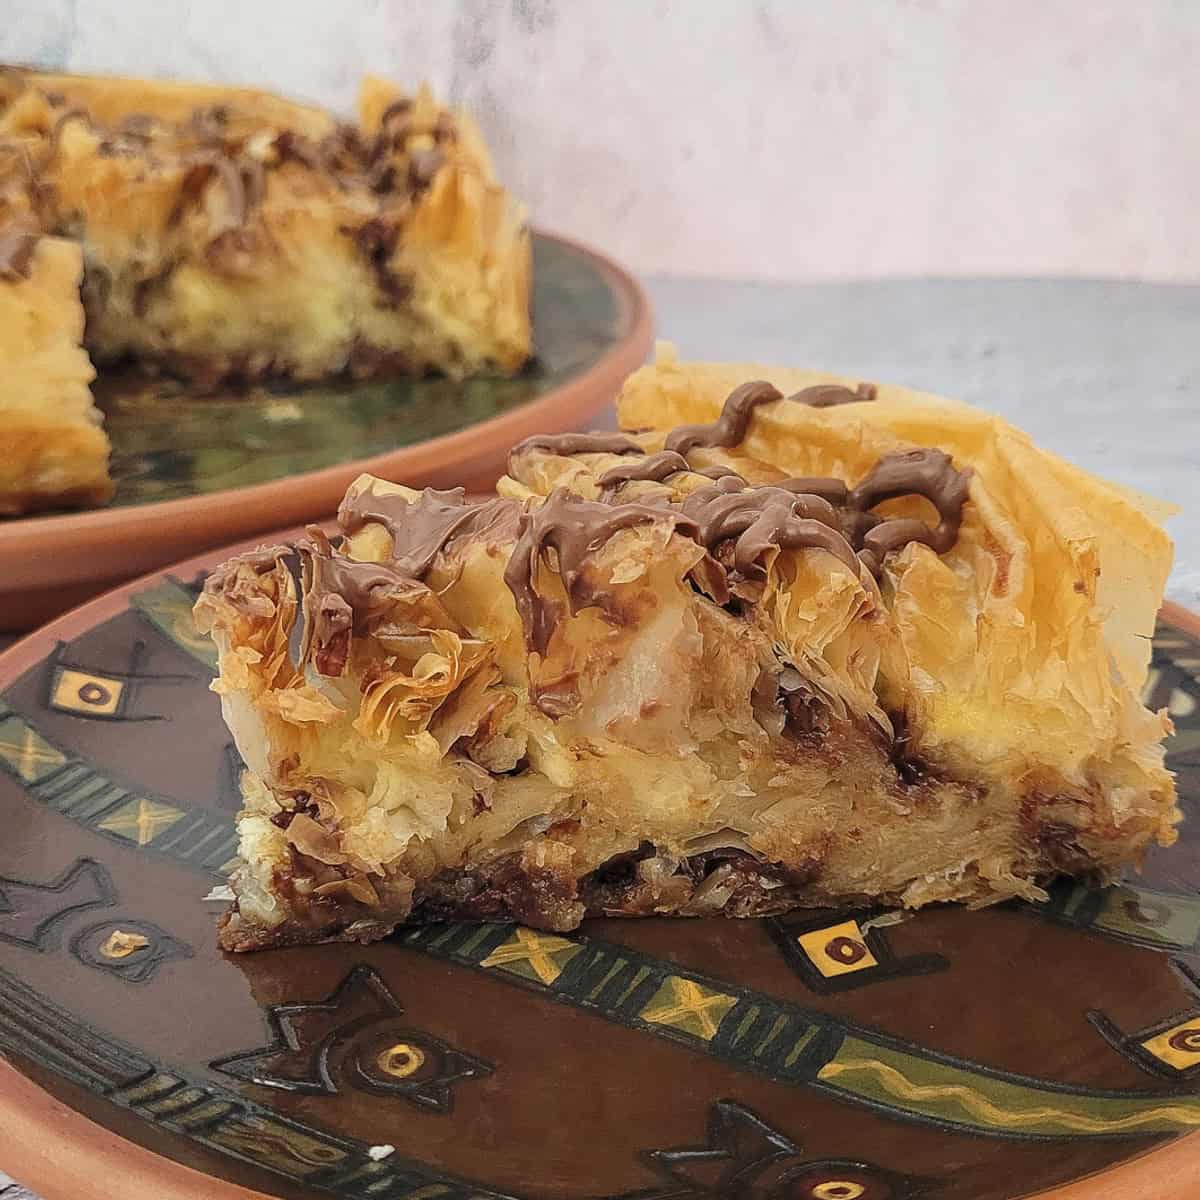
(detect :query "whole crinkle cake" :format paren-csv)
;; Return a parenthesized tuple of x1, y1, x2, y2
(196, 347, 1179, 951)
(0, 66, 530, 514)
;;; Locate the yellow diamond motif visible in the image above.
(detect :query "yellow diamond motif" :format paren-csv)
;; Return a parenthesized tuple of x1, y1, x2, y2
(480, 927, 583, 985)
(641, 976, 737, 1042)
(1142, 1020, 1200, 1071)
(797, 919, 880, 979)
(0, 716, 66, 783)
(52, 669, 125, 717)
(98, 797, 184, 846)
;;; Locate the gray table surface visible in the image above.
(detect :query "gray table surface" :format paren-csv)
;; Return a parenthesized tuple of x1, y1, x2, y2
(1, 278, 1197, 1196)
(646, 276, 1200, 610)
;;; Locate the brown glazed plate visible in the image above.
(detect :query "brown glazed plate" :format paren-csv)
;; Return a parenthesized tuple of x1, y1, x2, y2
(0, 542, 1199, 1200)
(0, 230, 653, 632)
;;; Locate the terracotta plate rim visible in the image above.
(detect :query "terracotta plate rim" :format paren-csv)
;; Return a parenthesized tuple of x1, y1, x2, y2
(0, 552, 1197, 1200)
(0, 227, 654, 591)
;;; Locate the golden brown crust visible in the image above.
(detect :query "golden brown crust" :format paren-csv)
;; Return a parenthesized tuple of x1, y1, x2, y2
(0, 236, 110, 515)
(0, 66, 530, 514)
(0, 67, 531, 383)
(198, 360, 1178, 951)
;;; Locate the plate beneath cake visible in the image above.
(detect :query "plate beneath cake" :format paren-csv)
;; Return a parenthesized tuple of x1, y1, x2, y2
(0, 230, 652, 632)
(0, 537, 1198, 1200)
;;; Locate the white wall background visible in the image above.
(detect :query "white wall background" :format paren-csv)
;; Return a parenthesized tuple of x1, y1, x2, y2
(3, 0, 1197, 283)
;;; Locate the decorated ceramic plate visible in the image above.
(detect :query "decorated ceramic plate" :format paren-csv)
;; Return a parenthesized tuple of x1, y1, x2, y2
(0, 231, 652, 632)
(0, 542, 1199, 1200)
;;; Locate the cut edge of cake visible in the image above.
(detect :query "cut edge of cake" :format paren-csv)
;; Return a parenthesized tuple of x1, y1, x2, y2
(195, 356, 1178, 952)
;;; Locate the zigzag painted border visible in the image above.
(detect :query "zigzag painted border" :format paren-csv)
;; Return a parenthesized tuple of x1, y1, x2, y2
(403, 922, 1200, 1141)
(4, 581, 1200, 1153)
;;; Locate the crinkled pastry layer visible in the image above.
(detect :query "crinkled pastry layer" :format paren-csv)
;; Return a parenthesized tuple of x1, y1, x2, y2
(0, 66, 530, 513)
(197, 349, 1178, 951)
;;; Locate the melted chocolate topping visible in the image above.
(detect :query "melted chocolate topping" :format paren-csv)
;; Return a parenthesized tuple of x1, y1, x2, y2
(681, 486, 860, 579)
(598, 449, 690, 489)
(205, 542, 292, 584)
(509, 431, 642, 474)
(378, 98, 413, 130)
(200, 543, 295, 620)
(48, 108, 93, 153)
(528, 381, 969, 587)
(182, 150, 249, 225)
(664, 381, 782, 456)
(298, 530, 430, 677)
(268, 379, 971, 683)
(0, 225, 39, 280)
(273, 130, 322, 170)
(503, 490, 695, 656)
(789, 382, 877, 408)
(693, 464, 747, 482)
(847, 449, 972, 575)
(241, 158, 268, 211)
(338, 485, 521, 578)
(775, 477, 851, 505)
(598, 451, 748, 491)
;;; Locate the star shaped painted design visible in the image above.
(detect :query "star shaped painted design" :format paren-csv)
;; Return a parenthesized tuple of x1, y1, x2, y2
(211, 964, 492, 1113)
(619, 1100, 936, 1200)
(0, 857, 117, 951)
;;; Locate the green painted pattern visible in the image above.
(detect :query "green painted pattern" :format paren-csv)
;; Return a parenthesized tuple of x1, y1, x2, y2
(403, 922, 1200, 1140)
(92, 234, 620, 509)
(820, 1036, 1200, 1138)
(7, 580, 1200, 1143)
(1036, 880, 1200, 953)
(0, 967, 517, 1199)
(0, 700, 236, 877)
(130, 578, 219, 671)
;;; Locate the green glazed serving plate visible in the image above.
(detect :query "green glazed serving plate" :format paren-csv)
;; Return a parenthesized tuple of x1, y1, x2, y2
(0, 540, 1198, 1200)
(0, 231, 653, 631)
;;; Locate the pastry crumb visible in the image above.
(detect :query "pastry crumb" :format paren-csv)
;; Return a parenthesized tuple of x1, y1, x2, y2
(101, 930, 150, 958)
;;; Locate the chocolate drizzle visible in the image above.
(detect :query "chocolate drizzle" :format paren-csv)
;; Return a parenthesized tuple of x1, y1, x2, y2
(297, 529, 431, 677)
(523, 381, 970, 586)
(598, 451, 750, 492)
(775, 477, 851, 504)
(598, 450, 691, 489)
(508, 431, 642, 475)
(338, 485, 521, 578)
(238, 378, 972, 695)
(181, 150, 250, 225)
(48, 108, 93, 153)
(503, 490, 695, 656)
(273, 130, 321, 170)
(789, 382, 877, 408)
(681, 485, 861, 588)
(664, 381, 783, 456)
(199, 543, 295, 622)
(350, 217, 407, 304)
(846, 449, 972, 575)
(0, 225, 39, 280)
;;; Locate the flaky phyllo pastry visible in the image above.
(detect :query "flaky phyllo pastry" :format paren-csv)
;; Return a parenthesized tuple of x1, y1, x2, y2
(196, 349, 1179, 951)
(0, 66, 530, 513)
